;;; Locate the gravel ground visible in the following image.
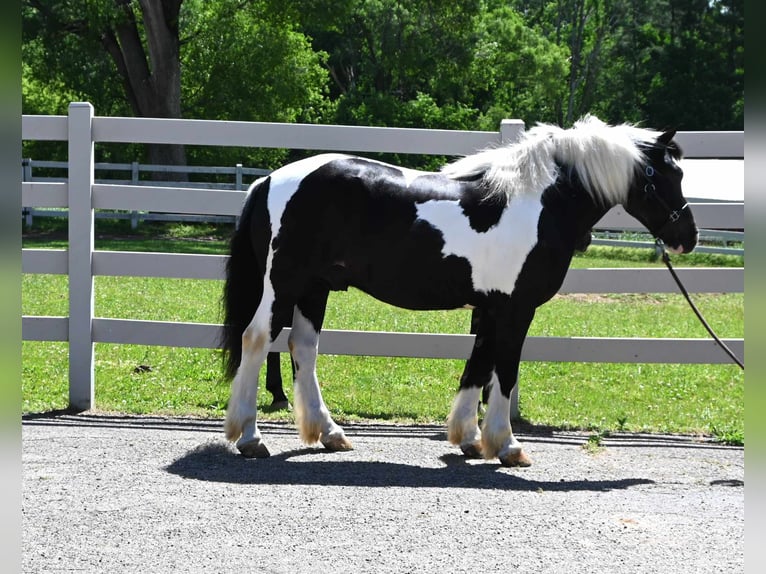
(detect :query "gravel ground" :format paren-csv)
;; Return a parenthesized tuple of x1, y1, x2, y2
(22, 412, 743, 574)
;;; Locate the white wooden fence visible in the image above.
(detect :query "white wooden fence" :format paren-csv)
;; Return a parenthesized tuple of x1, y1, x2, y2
(22, 102, 744, 413)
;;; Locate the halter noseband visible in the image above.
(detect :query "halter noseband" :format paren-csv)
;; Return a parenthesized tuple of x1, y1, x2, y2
(642, 165, 688, 235)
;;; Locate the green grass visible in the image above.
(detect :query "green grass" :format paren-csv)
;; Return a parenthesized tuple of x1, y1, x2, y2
(21, 220, 744, 444)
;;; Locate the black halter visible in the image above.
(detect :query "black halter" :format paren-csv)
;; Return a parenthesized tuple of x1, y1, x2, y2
(642, 165, 688, 237)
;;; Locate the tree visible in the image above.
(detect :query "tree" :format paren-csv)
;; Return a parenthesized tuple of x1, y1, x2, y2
(468, 3, 568, 128)
(179, 0, 332, 168)
(24, 0, 186, 170)
(299, 1, 568, 131)
(642, 0, 744, 130)
(510, 0, 744, 129)
(23, 0, 744, 170)
(509, 0, 626, 125)
(23, 0, 334, 170)
(299, 0, 483, 130)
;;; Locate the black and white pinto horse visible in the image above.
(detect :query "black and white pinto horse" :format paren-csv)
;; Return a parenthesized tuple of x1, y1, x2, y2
(222, 115, 697, 467)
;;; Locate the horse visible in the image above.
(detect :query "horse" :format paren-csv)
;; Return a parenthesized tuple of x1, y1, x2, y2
(221, 115, 698, 467)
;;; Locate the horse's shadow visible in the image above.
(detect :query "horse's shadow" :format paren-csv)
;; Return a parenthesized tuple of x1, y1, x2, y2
(164, 441, 654, 492)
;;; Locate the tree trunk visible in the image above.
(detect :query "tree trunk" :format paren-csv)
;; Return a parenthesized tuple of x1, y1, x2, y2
(102, 0, 186, 180)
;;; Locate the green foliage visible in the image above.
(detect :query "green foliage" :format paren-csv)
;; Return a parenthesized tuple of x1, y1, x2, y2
(574, 244, 744, 268)
(710, 424, 744, 446)
(21, 2, 135, 119)
(583, 430, 608, 453)
(323, 0, 484, 131)
(180, 0, 332, 168)
(469, 4, 568, 128)
(641, 0, 744, 130)
(21, 62, 79, 116)
(508, 0, 743, 129)
(22, 0, 744, 164)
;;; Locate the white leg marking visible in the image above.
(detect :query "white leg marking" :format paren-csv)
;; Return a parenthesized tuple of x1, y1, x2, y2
(237, 419, 260, 445)
(224, 284, 275, 451)
(481, 373, 520, 460)
(290, 307, 351, 451)
(447, 386, 483, 456)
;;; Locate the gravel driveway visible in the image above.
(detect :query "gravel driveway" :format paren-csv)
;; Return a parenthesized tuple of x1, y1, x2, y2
(22, 412, 743, 573)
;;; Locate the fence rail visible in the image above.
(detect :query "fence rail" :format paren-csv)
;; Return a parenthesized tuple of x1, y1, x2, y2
(21, 158, 269, 228)
(21, 103, 744, 413)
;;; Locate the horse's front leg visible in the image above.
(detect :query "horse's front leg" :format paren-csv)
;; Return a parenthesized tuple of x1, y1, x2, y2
(481, 304, 536, 467)
(448, 308, 495, 458)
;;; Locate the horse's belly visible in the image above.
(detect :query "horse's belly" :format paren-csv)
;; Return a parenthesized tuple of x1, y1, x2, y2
(339, 255, 476, 311)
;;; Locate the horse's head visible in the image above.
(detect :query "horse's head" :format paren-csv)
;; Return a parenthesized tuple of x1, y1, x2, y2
(624, 130, 698, 254)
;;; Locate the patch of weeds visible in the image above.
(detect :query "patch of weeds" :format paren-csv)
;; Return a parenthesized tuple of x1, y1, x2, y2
(616, 415, 628, 431)
(710, 424, 744, 446)
(582, 429, 610, 454)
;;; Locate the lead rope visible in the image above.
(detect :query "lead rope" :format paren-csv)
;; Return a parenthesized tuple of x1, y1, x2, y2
(655, 238, 744, 369)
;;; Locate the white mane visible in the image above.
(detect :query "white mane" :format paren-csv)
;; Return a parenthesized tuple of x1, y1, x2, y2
(441, 115, 660, 205)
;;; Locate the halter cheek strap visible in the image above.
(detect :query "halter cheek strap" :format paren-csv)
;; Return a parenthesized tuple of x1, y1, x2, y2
(643, 165, 688, 229)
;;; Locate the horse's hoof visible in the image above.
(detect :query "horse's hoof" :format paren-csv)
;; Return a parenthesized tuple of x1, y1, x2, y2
(460, 442, 483, 458)
(271, 400, 292, 411)
(237, 439, 271, 459)
(499, 449, 532, 467)
(322, 434, 354, 452)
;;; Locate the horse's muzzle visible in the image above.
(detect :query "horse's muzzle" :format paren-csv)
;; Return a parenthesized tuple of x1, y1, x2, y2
(671, 230, 699, 254)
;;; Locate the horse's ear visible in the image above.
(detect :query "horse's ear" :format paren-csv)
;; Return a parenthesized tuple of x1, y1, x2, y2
(657, 129, 677, 146)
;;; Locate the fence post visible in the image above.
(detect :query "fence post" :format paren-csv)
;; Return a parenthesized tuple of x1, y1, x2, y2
(500, 119, 525, 143)
(22, 158, 33, 227)
(130, 161, 139, 230)
(67, 102, 95, 411)
(501, 119, 525, 421)
(235, 163, 243, 228)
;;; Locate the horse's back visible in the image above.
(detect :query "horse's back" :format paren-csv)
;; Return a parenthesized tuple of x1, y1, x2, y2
(263, 155, 485, 308)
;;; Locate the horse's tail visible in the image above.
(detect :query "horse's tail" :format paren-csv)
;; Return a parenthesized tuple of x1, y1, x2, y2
(221, 177, 270, 381)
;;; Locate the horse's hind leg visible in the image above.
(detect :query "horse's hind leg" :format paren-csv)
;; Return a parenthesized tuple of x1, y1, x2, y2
(290, 288, 352, 452)
(265, 352, 292, 410)
(224, 287, 277, 458)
